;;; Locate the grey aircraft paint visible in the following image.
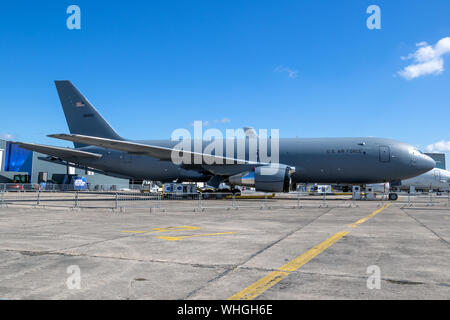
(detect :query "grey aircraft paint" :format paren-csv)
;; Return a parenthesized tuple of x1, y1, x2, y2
(15, 81, 436, 190)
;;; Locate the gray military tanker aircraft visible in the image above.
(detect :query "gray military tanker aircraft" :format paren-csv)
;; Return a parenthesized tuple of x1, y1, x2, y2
(14, 81, 435, 200)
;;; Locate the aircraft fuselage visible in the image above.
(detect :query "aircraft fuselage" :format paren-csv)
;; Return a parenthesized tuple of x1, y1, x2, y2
(72, 137, 435, 185)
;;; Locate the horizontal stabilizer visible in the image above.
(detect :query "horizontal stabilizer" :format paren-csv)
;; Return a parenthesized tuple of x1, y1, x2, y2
(13, 142, 103, 159)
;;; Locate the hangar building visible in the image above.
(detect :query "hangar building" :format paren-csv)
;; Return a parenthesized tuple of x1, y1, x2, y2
(425, 153, 446, 170)
(0, 139, 129, 188)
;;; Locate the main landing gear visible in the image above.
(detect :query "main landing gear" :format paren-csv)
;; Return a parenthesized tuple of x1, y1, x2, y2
(388, 193, 398, 201)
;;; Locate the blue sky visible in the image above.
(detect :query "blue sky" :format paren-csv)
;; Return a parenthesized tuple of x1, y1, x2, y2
(0, 1, 449, 160)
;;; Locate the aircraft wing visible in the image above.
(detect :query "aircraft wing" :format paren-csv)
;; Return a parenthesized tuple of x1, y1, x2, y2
(13, 142, 103, 159)
(48, 134, 254, 165)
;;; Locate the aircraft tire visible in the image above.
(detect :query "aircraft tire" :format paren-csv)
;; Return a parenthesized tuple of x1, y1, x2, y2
(388, 193, 398, 201)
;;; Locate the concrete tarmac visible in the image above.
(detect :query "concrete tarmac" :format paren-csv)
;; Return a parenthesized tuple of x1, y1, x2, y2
(0, 197, 449, 300)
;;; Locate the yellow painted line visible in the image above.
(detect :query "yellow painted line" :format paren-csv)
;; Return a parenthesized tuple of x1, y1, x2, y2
(348, 204, 391, 228)
(121, 226, 201, 234)
(278, 231, 349, 272)
(229, 205, 392, 300)
(228, 271, 290, 301)
(228, 231, 349, 300)
(157, 232, 236, 241)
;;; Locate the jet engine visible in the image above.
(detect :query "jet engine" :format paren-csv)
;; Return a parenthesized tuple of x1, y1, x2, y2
(228, 165, 295, 192)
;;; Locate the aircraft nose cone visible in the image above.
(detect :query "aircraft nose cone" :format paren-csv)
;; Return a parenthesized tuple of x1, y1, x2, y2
(417, 154, 436, 173)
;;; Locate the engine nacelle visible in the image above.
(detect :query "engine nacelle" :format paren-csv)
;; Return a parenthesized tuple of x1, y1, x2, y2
(229, 165, 295, 193)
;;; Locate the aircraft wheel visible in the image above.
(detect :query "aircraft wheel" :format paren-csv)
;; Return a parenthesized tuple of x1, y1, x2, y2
(231, 188, 240, 195)
(388, 193, 398, 201)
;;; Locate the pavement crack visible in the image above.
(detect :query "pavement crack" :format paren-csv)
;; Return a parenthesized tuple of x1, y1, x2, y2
(400, 208, 449, 246)
(237, 207, 335, 265)
(3, 248, 232, 270)
(182, 207, 334, 299)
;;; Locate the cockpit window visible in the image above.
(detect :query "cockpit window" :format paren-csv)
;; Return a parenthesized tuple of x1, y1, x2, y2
(410, 148, 424, 155)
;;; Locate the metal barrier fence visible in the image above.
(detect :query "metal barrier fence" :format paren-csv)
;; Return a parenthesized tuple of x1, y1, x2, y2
(398, 191, 450, 208)
(0, 187, 449, 211)
(0, 183, 137, 192)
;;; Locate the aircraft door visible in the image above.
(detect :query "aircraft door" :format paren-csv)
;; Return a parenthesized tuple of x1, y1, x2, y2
(379, 146, 390, 163)
(435, 170, 440, 181)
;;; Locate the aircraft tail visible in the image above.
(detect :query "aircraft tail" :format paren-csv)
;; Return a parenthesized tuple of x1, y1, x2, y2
(54, 80, 123, 148)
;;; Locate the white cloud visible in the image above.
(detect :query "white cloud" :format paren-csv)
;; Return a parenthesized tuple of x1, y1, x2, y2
(214, 118, 231, 124)
(399, 58, 444, 80)
(191, 118, 231, 127)
(190, 121, 210, 127)
(274, 65, 298, 79)
(399, 37, 450, 80)
(425, 140, 450, 153)
(0, 133, 15, 140)
(415, 41, 428, 48)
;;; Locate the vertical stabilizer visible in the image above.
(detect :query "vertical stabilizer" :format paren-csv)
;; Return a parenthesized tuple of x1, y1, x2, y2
(54, 80, 123, 148)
